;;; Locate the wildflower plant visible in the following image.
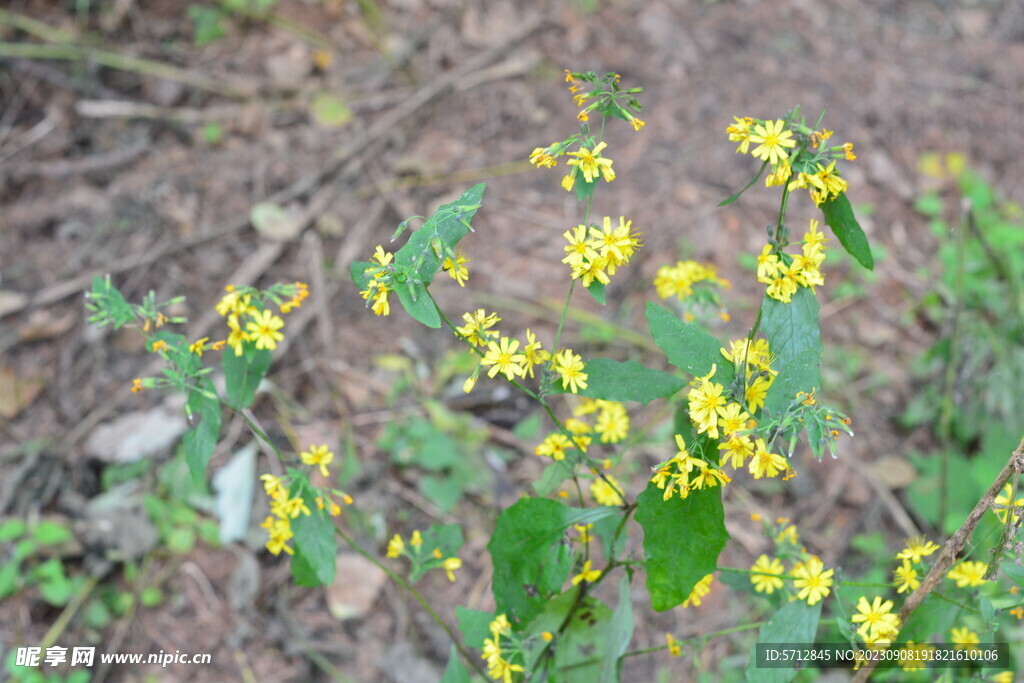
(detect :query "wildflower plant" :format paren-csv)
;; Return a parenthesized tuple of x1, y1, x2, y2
(85, 69, 1024, 680)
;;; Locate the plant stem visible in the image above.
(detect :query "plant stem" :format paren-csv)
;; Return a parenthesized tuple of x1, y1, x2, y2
(333, 526, 490, 678)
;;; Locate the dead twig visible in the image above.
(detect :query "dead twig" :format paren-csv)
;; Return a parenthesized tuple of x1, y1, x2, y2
(0, 133, 150, 181)
(851, 436, 1024, 682)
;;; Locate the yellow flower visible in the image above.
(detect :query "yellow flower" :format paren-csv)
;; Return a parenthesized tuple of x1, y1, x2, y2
(529, 146, 558, 168)
(189, 337, 209, 356)
(628, 116, 645, 132)
(443, 557, 462, 582)
(748, 438, 788, 479)
(246, 309, 285, 351)
(571, 559, 602, 586)
(947, 560, 987, 588)
(665, 633, 681, 657)
(151, 339, 168, 353)
(893, 560, 920, 593)
(456, 309, 500, 347)
(565, 141, 615, 184)
(481, 337, 526, 381)
(750, 555, 785, 594)
(726, 116, 754, 154)
(442, 249, 470, 286)
(590, 475, 624, 507)
(386, 534, 405, 558)
(950, 626, 980, 651)
(852, 596, 900, 642)
(896, 535, 940, 563)
(594, 401, 629, 443)
(534, 433, 572, 461)
(688, 364, 728, 438)
(551, 349, 588, 393)
(521, 329, 550, 378)
(260, 473, 287, 501)
(682, 574, 713, 607)
(300, 444, 334, 478)
(993, 483, 1024, 524)
(748, 119, 796, 166)
(410, 530, 423, 547)
(791, 556, 833, 606)
(131, 378, 145, 393)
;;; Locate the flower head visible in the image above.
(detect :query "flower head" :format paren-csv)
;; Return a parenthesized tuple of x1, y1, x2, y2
(571, 559, 602, 586)
(791, 556, 833, 606)
(688, 365, 728, 438)
(748, 119, 796, 166)
(551, 349, 588, 393)
(590, 475, 624, 507)
(566, 141, 615, 184)
(750, 555, 785, 594)
(481, 337, 526, 381)
(852, 596, 900, 642)
(896, 535, 940, 564)
(682, 574, 714, 608)
(893, 560, 920, 594)
(300, 444, 334, 478)
(246, 309, 285, 351)
(947, 560, 987, 588)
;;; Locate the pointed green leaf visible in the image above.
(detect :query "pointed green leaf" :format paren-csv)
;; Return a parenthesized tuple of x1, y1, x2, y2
(440, 644, 471, 683)
(600, 576, 634, 683)
(761, 288, 821, 418)
(746, 600, 821, 682)
(222, 345, 272, 410)
(182, 378, 222, 483)
(574, 176, 596, 202)
(635, 482, 728, 611)
(525, 589, 612, 682)
(820, 193, 873, 270)
(396, 184, 485, 286)
(289, 477, 337, 587)
(456, 606, 496, 650)
(573, 358, 685, 404)
(488, 498, 577, 622)
(487, 500, 611, 625)
(394, 281, 441, 328)
(585, 278, 606, 304)
(646, 301, 734, 385)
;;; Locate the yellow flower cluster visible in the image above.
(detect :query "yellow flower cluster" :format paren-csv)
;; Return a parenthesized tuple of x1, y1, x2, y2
(653, 260, 728, 300)
(206, 282, 304, 356)
(651, 340, 794, 498)
(481, 614, 523, 683)
(650, 433, 731, 502)
(533, 399, 629, 463)
(258, 448, 349, 557)
(757, 219, 827, 304)
(562, 142, 615, 192)
(456, 312, 588, 394)
(590, 474, 624, 507)
(359, 246, 395, 317)
(727, 116, 853, 206)
(562, 216, 642, 287)
(385, 529, 462, 582)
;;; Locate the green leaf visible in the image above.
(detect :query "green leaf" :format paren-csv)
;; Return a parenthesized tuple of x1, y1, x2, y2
(456, 606, 495, 649)
(585, 278, 606, 305)
(635, 482, 728, 611)
(745, 600, 822, 683)
(820, 193, 873, 270)
(898, 594, 961, 642)
(574, 358, 685, 404)
(440, 644, 471, 683)
(488, 498, 577, 622)
(187, 5, 227, 46)
(0, 560, 22, 599)
(394, 281, 441, 328)
(396, 184, 485, 286)
(410, 524, 464, 582)
(525, 589, 611, 681)
(222, 345, 272, 410)
(575, 177, 596, 202)
(532, 460, 573, 497)
(0, 520, 26, 542)
(350, 260, 374, 290)
(32, 521, 72, 546)
(1002, 563, 1024, 591)
(88, 275, 135, 328)
(182, 379, 222, 483)
(646, 301, 734, 385)
(600, 576, 634, 683)
(717, 160, 769, 207)
(289, 478, 338, 587)
(761, 287, 822, 418)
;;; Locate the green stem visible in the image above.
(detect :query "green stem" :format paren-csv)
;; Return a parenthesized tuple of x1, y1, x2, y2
(619, 620, 767, 660)
(333, 526, 490, 678)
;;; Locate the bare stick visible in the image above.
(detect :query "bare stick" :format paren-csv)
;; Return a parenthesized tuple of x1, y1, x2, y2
(851, 436, 1024, 682)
